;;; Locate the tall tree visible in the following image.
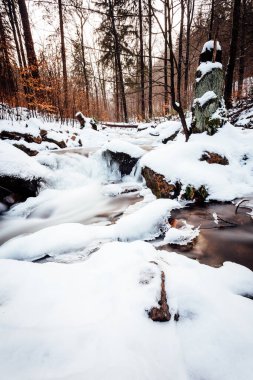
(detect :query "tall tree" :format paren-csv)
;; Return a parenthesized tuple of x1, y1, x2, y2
(224, 0, 241, 108)
(148, 0, 153, 119)
(58, 0, 68, 112)
(138, 0, 145, 120)
(17, 0, 40, 79)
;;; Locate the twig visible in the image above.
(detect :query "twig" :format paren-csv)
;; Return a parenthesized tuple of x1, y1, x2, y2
(235, 199, 249, 214)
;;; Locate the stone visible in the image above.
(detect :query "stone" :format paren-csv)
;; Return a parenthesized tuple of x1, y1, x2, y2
(0, 175, 41, 209)
(200, 151, 229, 165)
(191, 40, 227, 135)
(148, 271, 171, 322)
(142, 166, 209, 203)
(142, 166, 181, 199)
(13, 144, 39, 157)
(103, 150, 139, 176)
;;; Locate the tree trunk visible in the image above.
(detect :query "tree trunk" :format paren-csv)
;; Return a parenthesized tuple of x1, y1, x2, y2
(164, 1, 168, 114)
(58, 0, 68, 112)
(108, 0, 128, 122)
(238, 0, 246, 98)
(184, 0, 195, 106)
(11, 0, 27, 67)
(167, 0, 190, 141)
(148, 0, 152, 119)
(138, 0, 145, 120)
(209, 0, 215, 40)
(177, 0, 185, 98)
(224, 0, 241, 109)
(17, 0, 40, 79)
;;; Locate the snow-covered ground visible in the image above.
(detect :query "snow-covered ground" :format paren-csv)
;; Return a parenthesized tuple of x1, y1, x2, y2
(0, 114, 253, 380)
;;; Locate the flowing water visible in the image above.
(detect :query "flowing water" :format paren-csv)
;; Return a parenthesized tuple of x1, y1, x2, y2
(161, 202, 253, 270)
(0, 145, 253, 270)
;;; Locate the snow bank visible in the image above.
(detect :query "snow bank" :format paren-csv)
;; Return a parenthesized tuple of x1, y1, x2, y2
(0, 241, 252, 380)
(141, 123, 253, 201)
(0, 141, 47, 180)
(103, 139, 145, 158)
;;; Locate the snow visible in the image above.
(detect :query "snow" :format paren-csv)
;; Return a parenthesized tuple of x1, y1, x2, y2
(0, 241, 252, 380)
(194, 90, 217, 107)
(140, 123, 253, 201)
(196, 62, 223, 82)
(1, 111, 253, 379)
(0, 140, 48, 180)
(201, 40, 221, 53)
(0, 199, 181, 261)
(102, 139, 145, 158)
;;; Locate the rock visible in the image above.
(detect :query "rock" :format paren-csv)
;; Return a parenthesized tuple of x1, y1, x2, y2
(162, 130, 179, 144)
(142, 166, 209, 203)
(200, 151, 229, 165)
(182, 184, 209, 203)
(0, 175, 41, 209)
(148, 271, 171, 322)
(142, 166, 181, 198)
(42, 136, 67, 149)
(103, 150, 139, 176)
(0, 130, 42, 144)
(191, 40, 227, 135)
(13, 144, 39, 157)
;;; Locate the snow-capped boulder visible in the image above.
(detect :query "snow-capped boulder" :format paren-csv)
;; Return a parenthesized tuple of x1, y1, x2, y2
(191, 40, 227, 135)
(0, 141, 47, 208)
(102, 139, 145, 176)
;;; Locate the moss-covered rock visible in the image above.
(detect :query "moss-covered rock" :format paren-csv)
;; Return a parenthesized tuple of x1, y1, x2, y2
(142, 166, 209, 203)
(142, 167, 181, 199)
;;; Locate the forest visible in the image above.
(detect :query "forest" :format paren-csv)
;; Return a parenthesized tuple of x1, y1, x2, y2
(1, 0, 253, 122)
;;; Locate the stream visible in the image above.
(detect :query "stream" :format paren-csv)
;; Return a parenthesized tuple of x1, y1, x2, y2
(0, 144, 253, 270)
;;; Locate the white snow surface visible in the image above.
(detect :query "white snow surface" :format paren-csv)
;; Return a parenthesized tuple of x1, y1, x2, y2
(1, 114, 253, 379)
(196, 62, 223, 82)
(201, 40, 221, 53)
(0, 241, 253, 380)
(194, 90, 217, 107)
(103, 139, 145, 158)
(0, 140, 48, 179)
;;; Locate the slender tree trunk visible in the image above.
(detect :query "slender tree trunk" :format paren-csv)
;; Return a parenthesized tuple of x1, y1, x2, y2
(0, 12, 16, 96)
(148, 0, 152, 119)
(80, 20, 90, 114)
(224, 0, 241, 109)
(167, 0, 190, 141)
(238, 0, 246, 98)
(17, 0, 39, 79)
(209, 0, 215, 40)
(177, 0, 185, 98)
(58, 0, 68, 112)
(184, 0, 194, 106)
(11, 0, 27, 67)
(138, 0, 145, 120)
(4, 0, 22, 68)
(164, 0, 168, 114)
(108, 0, 128, 122)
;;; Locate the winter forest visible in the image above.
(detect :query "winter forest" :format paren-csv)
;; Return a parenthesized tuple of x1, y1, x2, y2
(0, 1, 253, 380)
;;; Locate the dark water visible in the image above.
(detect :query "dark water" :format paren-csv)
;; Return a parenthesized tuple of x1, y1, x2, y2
(159, 202, 253, 271)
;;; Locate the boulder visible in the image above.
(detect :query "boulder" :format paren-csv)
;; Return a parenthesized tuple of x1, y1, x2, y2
(142, 166, 208, 203)
(191, 40, 227, 135)
(13, 144, 39, 157)
(200, 151, 229, 165)
(0, 175, 40, 209)
(103, 150, 139, 176)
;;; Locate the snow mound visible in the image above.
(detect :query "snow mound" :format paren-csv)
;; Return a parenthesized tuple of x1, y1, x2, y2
(0, 140, 47, 180)
(103, 139, 145, 158)
(0, 241, 252, 380)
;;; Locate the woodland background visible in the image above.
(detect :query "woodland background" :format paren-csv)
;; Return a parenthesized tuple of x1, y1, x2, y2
(0, 0, 253, 122)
